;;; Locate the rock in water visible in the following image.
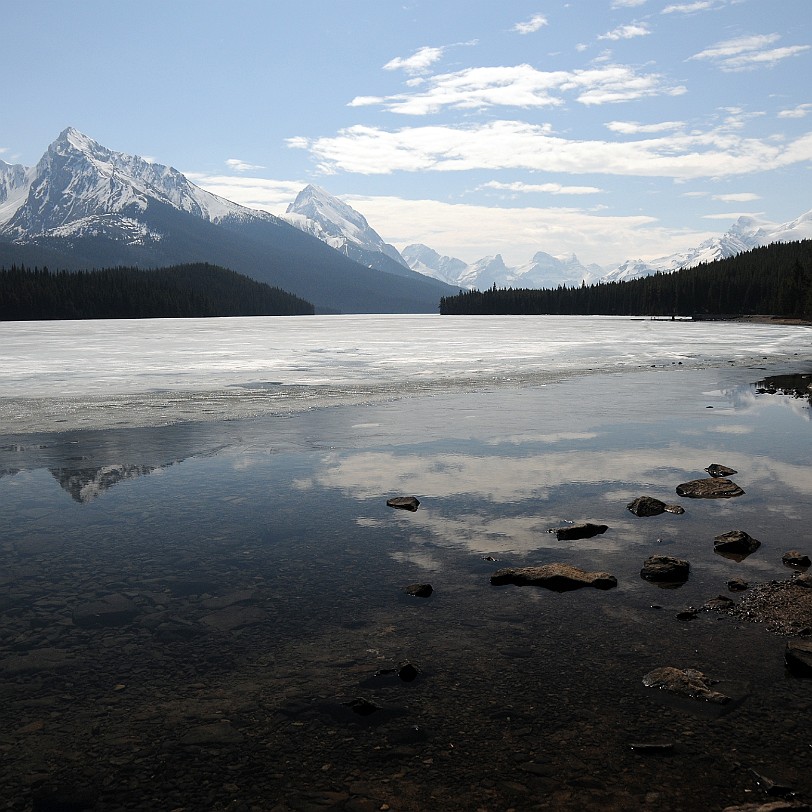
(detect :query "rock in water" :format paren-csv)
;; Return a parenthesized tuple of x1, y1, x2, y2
(782, 550, 811, 568)
(627, 496, 685, 516)
(705, 463, 738, 478)
(404, 583, 433, 597)
(642, 666, 731, 704)
(640, 555, 690, 583)
(387, 496, 420, 511)
(785, 640, 812, 677)
(714, 530, 761, 559)
(490, 563, 617, 591)
(675, 478, 744, 498)
(553, 523, 608, 540)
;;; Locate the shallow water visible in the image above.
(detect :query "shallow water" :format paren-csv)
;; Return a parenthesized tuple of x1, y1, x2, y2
(1, 359, 811, 811)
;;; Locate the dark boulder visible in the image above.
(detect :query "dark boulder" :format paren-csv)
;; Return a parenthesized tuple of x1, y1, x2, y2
(785, 640, 812, 677)
(676, 478, 744, 498)
(627, 496, 685, 517)
(705, 463, 738, 478)
(641, 555, 690, 583)
(782, 550, 811, 568)
(553, 522, 608, 540)
(490, 563, 617, 591)
(404, 583, 433, 597)
(714, 530, 761, 560)
(727, 578, 749, 592)
(387, 496, 420, 511)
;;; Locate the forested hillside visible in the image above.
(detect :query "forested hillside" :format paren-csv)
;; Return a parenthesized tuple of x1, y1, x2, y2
(0, 263, 314, 320)
(440, 240, 812, 318)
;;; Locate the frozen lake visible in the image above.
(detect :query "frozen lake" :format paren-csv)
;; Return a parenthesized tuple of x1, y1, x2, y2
(1, 314, 809, 433)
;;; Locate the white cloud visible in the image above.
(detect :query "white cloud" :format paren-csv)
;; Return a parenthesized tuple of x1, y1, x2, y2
(598, 23, 651, 41)
(512, 14, 549, 35)
(703, 211, 764, 220)
(778, 103, 812, 119)
(383, 46, 444, 75)
(184, 174, 304, 214)
(662, 1, 714, 13)
(690, 34, 810, 71)
(612, 0, 647, 7)
(348, 63, 685, 115)
(480, 180, 604, 195)
(712, 192, 761, 202)
(605, 120, 685, 134)
(225, 158, 266, 173)
(288, 119, 812, 181)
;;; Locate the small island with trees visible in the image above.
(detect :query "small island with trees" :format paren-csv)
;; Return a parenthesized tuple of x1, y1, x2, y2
(440, 240, 812, 320)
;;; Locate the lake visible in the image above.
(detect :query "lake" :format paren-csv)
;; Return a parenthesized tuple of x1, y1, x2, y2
(1, 315, 810, 811)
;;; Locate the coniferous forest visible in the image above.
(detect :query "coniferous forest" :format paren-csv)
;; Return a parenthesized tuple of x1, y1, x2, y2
(0, 263, 315, 320)
(440, 240, 812, 318)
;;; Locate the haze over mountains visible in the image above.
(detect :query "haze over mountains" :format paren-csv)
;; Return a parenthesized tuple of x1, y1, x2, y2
(0, 128, 456, 313)
(2, 128, 811, 311)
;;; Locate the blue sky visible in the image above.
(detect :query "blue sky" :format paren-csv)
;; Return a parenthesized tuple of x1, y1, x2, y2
(2, 0, 811, 266)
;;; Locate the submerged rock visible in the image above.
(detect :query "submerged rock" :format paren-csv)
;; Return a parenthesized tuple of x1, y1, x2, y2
(387, 496, 420, 511)
(72, 593, 138, 628)
(723, 801, 812, 811)
(642, 666, 731, 704)
(490, 563, 617, 591)
(714, 530, 761, 560)
(627, 496, 685, 517)
(705, 463, 738, 478)
(553, 522, 608, 540)
(727, 578, 749, 592)
(641, 555, 690, 583)
(676, 478, 745, 498)
(404, 583, 433, 597)
(785, 640, 812, 677)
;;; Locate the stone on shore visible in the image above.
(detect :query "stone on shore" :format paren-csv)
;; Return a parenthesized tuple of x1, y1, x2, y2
(675, 478, 744, 498)
(782, 550, 811, 568)
(387, 496, 420, 511)
(553, 522, 608, 540)
(705, 463, 738, 478)
(490, 563, 617, 591)
(642, 666, 731, 704)
(785, 640, 812, 677)
(641, 555, 690, 583)
(627, 496, 685, 517)
(723, 801, 812, 811)
(714, 530, 761, 559)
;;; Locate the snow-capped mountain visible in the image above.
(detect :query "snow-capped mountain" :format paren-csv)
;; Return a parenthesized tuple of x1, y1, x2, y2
(401, 244, 598, 289)
(401, 244, 469, 287)
(601, 212, 812, 283)
(0, 128, 456, 313)
(284, 185, 409, 271)
(0, 127, 264, 242)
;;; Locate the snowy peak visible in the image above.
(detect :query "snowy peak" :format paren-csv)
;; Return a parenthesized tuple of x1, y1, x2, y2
(0, 127, 274, 240)
(401, 244, 468, 286)
(284, 185, 407, 267)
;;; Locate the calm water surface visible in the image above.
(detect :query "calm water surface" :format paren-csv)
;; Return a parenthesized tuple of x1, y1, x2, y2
(0, 318, 811, 810)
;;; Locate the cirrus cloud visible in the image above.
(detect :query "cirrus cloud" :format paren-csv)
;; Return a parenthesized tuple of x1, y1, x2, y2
(512, 14, 549, 35)
(689, 33, 810, 71)
(383, 45, 445, 75)
(348, 63, 685, 115)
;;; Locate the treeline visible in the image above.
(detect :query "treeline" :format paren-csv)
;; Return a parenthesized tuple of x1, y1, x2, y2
(440, 240, 812, 318)
(0, 263, 315, 320)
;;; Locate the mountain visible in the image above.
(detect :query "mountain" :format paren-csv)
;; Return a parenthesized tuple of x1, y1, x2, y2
(601, 211, 812, 283)
(0, 128, 456, 313)
(401, 244, 469, 287)
(401, 244, 598, 289)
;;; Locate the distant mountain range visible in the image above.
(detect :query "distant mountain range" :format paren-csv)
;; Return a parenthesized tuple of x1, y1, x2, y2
(2, 128, 810, 306)
(280, 184, 812, 291)
(0, 128, 456, 313)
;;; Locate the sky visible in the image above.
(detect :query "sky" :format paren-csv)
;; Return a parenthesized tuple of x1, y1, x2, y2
(2, 0, 811, 268)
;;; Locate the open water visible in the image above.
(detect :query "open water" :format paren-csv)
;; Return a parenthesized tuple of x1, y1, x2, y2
(0, 315, 810, 811)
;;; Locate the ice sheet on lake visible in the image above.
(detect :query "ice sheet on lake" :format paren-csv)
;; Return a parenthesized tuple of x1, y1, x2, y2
(0, 314, 809, 433)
